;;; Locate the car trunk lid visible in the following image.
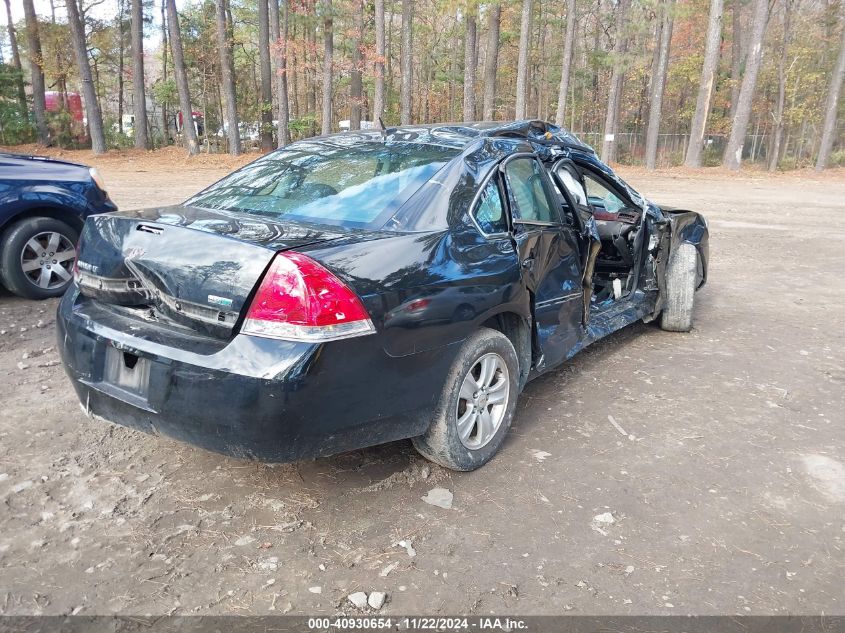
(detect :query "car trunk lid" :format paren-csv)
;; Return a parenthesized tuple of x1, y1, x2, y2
(75, 205, 350, 337)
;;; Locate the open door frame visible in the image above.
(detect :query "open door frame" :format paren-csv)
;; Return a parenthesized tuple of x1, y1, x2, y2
(548, 158, 601, 326)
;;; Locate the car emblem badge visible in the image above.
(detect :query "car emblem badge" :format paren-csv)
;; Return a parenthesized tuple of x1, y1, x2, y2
(208, 294, 234, 308)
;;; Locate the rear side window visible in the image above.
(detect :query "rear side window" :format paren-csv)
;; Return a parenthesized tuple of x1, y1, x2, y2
(504, 158, 558, 223)
(473, 179, 508, 235)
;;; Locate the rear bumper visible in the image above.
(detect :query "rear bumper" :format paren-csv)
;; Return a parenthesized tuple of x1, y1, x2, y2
(57, 289, 457, 462)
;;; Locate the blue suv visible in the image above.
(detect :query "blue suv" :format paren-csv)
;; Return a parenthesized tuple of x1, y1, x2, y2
(0, 153, 117, 299)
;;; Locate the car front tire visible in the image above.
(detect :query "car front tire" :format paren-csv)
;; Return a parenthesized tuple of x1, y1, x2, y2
(412, 327, 519, 471)
(660, 241, 698, 332)
(0, 217, 79, 300)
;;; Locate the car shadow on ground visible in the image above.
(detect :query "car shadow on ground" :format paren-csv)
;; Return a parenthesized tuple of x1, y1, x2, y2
(277, 318, 661, 487)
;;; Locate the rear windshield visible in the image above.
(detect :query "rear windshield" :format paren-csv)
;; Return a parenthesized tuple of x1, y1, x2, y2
(185, 141, 460, 229)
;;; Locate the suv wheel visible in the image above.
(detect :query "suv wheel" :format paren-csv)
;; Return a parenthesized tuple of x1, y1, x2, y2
(0, 217, 79, 300)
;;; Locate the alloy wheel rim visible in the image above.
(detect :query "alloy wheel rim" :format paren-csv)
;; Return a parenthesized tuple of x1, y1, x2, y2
(455, 352, 510, 450)
(20, 231, 76, 290)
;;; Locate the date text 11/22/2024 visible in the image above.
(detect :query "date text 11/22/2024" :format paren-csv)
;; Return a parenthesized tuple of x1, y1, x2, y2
(306, 617, 527, 630)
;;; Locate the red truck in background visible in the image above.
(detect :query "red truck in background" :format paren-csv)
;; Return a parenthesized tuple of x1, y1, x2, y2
(44, 91, 88, 142)
(177, 110, 204, 137)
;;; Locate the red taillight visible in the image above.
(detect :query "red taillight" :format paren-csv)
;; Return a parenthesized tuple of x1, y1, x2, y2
(242, 252, 375, 342)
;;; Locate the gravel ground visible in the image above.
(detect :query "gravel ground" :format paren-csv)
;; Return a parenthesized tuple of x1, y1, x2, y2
(0, 151, 843, 617)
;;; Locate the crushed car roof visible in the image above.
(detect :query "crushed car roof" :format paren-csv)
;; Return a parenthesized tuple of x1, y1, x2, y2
(304, 120, 596, 153)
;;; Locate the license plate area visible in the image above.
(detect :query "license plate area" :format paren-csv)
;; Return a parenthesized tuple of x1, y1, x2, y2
(104, 346, 151, 396)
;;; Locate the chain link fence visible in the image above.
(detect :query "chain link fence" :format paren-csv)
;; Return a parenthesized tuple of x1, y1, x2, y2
(571, 131, 828, 169)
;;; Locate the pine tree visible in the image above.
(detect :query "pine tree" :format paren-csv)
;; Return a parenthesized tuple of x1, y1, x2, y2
(166, 0, 199, 155)
(22, 0, 48, 144)
(816, 8, 845, 170)
(130, 0, 150, 149)
(723, 0, 770, 170)
(400, 0, 413, 124)
(684, 0, 723, 167)
(66, 0, 107, 153)
(554, 0, 576, 127)
(514, 0, 532, 120)
(215, 0, 241, 154)
(463, 2, 478, 122)
(2, 0, 27, 116)
(645, 0, 673, 170)
(481, 3, 501, 121)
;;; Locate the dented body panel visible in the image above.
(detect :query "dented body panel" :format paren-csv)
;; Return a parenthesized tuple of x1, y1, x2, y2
(58, 121, 708, 462)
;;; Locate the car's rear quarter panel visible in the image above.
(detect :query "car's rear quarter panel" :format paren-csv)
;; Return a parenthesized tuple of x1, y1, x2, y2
(300, 220, 529, 359)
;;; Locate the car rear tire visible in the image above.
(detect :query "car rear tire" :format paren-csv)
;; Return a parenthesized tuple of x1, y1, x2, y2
(660, 241, 698, 332)
(412, 328, 519, 471)
(0, 217, 79, 300)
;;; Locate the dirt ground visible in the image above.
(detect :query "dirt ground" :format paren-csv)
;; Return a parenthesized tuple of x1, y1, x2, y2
(1, 147, 844, 617)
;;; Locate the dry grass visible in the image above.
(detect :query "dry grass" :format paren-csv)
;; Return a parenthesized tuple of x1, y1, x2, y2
(0, 144, 256, 172)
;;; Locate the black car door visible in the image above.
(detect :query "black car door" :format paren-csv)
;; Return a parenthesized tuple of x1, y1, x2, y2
(500, 155, 584, 371)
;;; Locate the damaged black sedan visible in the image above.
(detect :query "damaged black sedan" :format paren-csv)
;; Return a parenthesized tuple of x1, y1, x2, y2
(58, 121, 708, 471)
